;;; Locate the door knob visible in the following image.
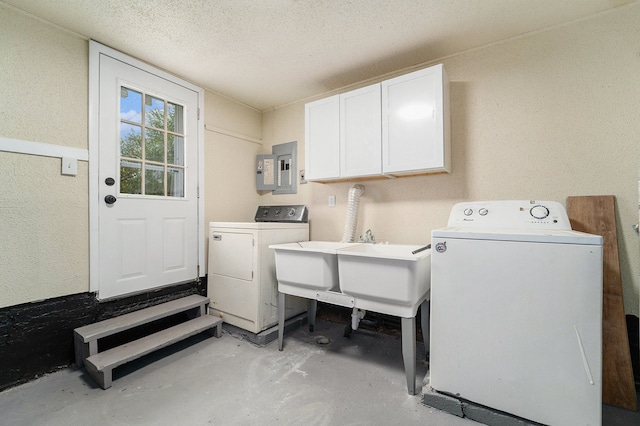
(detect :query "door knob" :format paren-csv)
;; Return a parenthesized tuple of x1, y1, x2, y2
(104, 195, 117, 205)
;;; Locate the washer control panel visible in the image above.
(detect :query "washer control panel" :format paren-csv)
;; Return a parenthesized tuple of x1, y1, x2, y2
(254, 205, 308, 223)
(447, 200, 572, 229)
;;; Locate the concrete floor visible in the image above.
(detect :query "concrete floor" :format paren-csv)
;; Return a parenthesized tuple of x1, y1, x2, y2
(2, 317, 639, 426)
(0, 319, 477, 426)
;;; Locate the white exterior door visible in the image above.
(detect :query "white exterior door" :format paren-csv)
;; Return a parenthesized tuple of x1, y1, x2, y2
(90, 42, 203, 300)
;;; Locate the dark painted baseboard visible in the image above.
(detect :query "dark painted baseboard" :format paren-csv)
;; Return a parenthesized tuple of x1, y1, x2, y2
(2, 287, 636, 394)
(0, 280, 206, 392)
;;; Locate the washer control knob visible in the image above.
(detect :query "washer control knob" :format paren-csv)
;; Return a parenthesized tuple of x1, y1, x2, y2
(479, 208, 488, 216)
(463, 208, 473, 216)
(288, 208, 296, 217)
(530, 205, 550, 220)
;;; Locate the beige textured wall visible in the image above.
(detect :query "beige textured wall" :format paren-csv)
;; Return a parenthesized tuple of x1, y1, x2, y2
(0, 5, 89, 308)
(0, 4, 263, 306)
(203, 93, 262, 225)
(2, 2, 638, 316)
(202, 92, 263, 271)
(261, 5, 640, 315)
(0, 7, 87, 148)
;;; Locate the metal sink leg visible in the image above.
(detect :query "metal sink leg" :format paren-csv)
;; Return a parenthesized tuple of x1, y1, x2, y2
(401, 316, 417, 395)
(278, 292, 285, 351)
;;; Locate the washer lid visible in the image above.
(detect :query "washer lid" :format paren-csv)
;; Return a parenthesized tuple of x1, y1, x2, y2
(432, 227, 603, 245)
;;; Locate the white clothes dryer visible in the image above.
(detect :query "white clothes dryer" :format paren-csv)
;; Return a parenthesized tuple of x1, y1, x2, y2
(207, 206, 309, 333)
(430, 200, 603, 425)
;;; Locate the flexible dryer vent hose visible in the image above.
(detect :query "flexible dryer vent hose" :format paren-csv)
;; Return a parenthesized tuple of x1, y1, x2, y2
(341, 184, 365, 243)
(341, 183, 366, 332)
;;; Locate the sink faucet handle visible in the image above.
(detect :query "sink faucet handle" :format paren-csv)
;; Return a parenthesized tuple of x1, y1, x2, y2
(359, 229, 375, 243)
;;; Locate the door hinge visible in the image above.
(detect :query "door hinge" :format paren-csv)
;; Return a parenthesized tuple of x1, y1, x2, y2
(197, 107, 200, 120)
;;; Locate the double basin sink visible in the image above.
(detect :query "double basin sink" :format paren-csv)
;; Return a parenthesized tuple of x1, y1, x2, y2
(270, 241, 431, 318)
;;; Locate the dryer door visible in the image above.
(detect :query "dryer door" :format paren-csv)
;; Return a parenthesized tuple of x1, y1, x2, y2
(208, 231, 253, 281)
(208, 229, 257, 328)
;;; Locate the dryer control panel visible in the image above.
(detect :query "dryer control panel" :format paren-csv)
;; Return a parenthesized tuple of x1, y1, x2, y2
(255, 205, 308, 223)
(446, 200, 572, 229)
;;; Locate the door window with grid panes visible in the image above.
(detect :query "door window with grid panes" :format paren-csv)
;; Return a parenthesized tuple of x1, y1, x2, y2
(119, 87, 185, 197)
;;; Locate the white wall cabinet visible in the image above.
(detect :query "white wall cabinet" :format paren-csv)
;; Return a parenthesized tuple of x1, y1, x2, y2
(304, 95, 340, 181)
(305, 64, 449, 182)
(340, 84, 382, 178)
(382, 64, 450, 175)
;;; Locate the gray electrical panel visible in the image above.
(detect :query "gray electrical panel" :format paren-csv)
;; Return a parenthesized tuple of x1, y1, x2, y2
(256, 141, 297, 194)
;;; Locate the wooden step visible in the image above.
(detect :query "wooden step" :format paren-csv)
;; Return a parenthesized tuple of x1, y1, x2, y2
(84, 314, 223, 389)
(74, 294, 209, 367)
(75, 295, 209, 343)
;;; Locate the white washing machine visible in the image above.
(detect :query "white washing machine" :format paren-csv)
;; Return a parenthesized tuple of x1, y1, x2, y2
(430, 200, 603, 425)
(208, 206, 309, 333)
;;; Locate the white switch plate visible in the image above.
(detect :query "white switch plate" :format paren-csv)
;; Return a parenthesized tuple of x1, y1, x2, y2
(328, 195, 336, 207)
(61, 156, 77, 176)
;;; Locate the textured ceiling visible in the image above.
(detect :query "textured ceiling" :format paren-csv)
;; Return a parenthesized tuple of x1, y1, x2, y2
(3, 0, 635, 111)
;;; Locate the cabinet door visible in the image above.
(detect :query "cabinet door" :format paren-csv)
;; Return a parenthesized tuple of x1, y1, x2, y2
(305, 95, 340, 180)
(382, 64, 450, 175)
(340, 84, 382, 178)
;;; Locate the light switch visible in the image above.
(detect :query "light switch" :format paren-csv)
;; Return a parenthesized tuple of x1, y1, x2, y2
(328, 195, 336, 207)
(61, 156, 77, 176)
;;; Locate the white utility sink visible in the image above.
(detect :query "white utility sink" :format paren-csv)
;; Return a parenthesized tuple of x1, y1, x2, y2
(272, 241, 432, 396)
(271, 241, 431, 316)
(337, 244, 431, 317)
(270, 241, 362, 293)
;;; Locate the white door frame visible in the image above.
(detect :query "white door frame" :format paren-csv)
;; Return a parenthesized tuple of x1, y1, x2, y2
(88, 40, 205, 295)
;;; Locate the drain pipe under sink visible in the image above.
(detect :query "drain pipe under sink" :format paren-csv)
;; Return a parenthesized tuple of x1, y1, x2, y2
(341, 184, 366, 332)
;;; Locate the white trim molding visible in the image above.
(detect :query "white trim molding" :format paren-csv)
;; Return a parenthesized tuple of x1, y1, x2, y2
(0, 137, 89, 161)
(204, 124, 262, 145)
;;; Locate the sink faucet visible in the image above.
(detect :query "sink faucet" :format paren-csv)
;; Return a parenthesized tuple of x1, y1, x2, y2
(359, 229, 376, 243)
